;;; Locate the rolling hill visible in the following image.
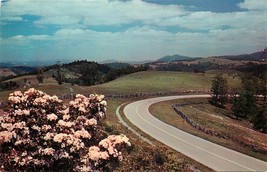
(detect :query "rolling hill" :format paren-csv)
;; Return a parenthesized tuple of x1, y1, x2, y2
(156, 54, 195, 62)
(221, 49, 267, 61)
(155, 49, 267, 63)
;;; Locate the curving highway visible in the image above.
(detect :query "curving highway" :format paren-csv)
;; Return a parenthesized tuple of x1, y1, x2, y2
(123, 95, 267, 171)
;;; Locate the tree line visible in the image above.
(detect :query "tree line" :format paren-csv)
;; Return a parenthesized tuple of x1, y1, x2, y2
(211, 73, 267, 133)
(46, 60, 148, 86)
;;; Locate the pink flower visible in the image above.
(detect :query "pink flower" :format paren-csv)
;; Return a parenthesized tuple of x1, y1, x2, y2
(88, 146, 109, 161)
(79, 165, 91, 172)
(0, 131, 15, 143)
(85, 118, 97, 126)
(22, 110, 30, 116)
(57, 120, 74, 127)
(41, 125, 51, 131)
(31, 125, 41, 131)
(63, 114, 70, 120)
(43, 148, 55, 155)
(53, 133, 67, 143)
(11, 91, 23, 97)
(78, 106, 87, 113)
(14, 109, 24, 116)
(44, 132, 55, 140)
(60, 108, 69, 115)
(59, 151, 70, 159)
(95, 94, 105, 102)
(1, 123, 13, 131)
(23, 88, 36, 96)
(33, 97, 46, 105)
(100, 100, 107, 107)
(8, 96, 21, 104)
(74, 129, 91, 139)
(15, 140, 23, 145)
(47, 113, 58, 121)
(13, 122, 26, 130)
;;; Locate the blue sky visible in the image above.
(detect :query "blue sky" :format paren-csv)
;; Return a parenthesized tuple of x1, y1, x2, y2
(1, 0, 267, 63)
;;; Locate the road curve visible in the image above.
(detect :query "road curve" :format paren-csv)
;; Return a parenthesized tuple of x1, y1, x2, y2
(123, 95, 267, 171)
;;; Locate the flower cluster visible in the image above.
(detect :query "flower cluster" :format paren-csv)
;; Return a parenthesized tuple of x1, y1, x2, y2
(69, 94, 107, 120)
(79, 134, 131, 170)
(0, 88, 130, 171)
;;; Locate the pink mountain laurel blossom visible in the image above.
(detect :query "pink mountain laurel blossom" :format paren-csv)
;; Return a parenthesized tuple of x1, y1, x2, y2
(0, 88, 131, 171)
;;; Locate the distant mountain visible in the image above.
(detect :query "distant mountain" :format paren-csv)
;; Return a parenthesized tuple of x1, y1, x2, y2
(0, 62, 18, 67)
(125, 60, 154, 64)
(219, 49, 267, 62)
(156, 54, 194, 62)
(100, 59, 119, 64)
(105, 62, 131, 69)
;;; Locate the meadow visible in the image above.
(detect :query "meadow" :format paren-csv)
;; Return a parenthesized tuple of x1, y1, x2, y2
(0, 71, 241, 101)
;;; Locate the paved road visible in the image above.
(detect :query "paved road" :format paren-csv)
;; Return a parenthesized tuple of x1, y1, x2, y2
(123, 95, 267, 171)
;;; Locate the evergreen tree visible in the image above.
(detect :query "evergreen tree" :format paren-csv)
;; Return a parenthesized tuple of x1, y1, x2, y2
(36, 68, 44, 84)
(232, 74, 258, 119)
(253, 102, 267, 133)
(211, 74, 228, 106)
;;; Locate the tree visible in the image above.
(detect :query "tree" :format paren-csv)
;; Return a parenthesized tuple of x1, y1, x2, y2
(253, 102, 267, 133)
(232, 74, 258, 119)
(256, 78, 267, 101)
(36, 68, 44, 84)
(211, 74, 228, 106)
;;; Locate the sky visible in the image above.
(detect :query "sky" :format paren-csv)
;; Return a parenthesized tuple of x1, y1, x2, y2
(1, 0, 267, 63)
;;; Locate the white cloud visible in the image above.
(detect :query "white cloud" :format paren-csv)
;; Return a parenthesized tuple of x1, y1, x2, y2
(238, 0, 267, 10)
(9, 34, 51, 41)
(3, 26, 266, 61)
(35, 16, 81, 25)
(1, 0, 186, 26)
(1, 0, 266, 61)
(1, 16, 23, 21)
(157, 10, 267, 32)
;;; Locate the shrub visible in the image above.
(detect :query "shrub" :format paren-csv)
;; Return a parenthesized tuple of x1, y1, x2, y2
(0, 88, 130, 171)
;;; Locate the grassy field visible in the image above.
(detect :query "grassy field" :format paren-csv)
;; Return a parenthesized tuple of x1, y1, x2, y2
(0, 70, 241, 101)
(93, 71, 240, 94)
(149, 98, 267, 161)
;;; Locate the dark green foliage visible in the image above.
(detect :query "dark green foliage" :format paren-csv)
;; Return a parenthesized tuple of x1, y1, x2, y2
(60, 60, 148, 86)
(156, 62, 214, 72)
(104, 65, 148, 83)
(211, 74, 228, 106)
(80, 64, 102, 86)
(105, 62, 131, 69)
(253, 102, 267, 133)
(232, 74, 258, 119)
(0, 81, 19, 91)
(256, 78, 267, 101)
(237, 63, 267, 79)
(36, 68, 44, 84)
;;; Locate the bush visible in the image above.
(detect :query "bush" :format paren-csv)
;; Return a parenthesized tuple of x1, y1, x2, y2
(0, 88, 130, 171)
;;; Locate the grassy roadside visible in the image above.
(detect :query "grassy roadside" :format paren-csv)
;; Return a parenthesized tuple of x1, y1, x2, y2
(149, 98, 267, 161)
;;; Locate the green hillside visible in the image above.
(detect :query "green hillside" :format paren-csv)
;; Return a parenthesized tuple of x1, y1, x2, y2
(0, 71, 241, 101)
(91, 71, 240, 94)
